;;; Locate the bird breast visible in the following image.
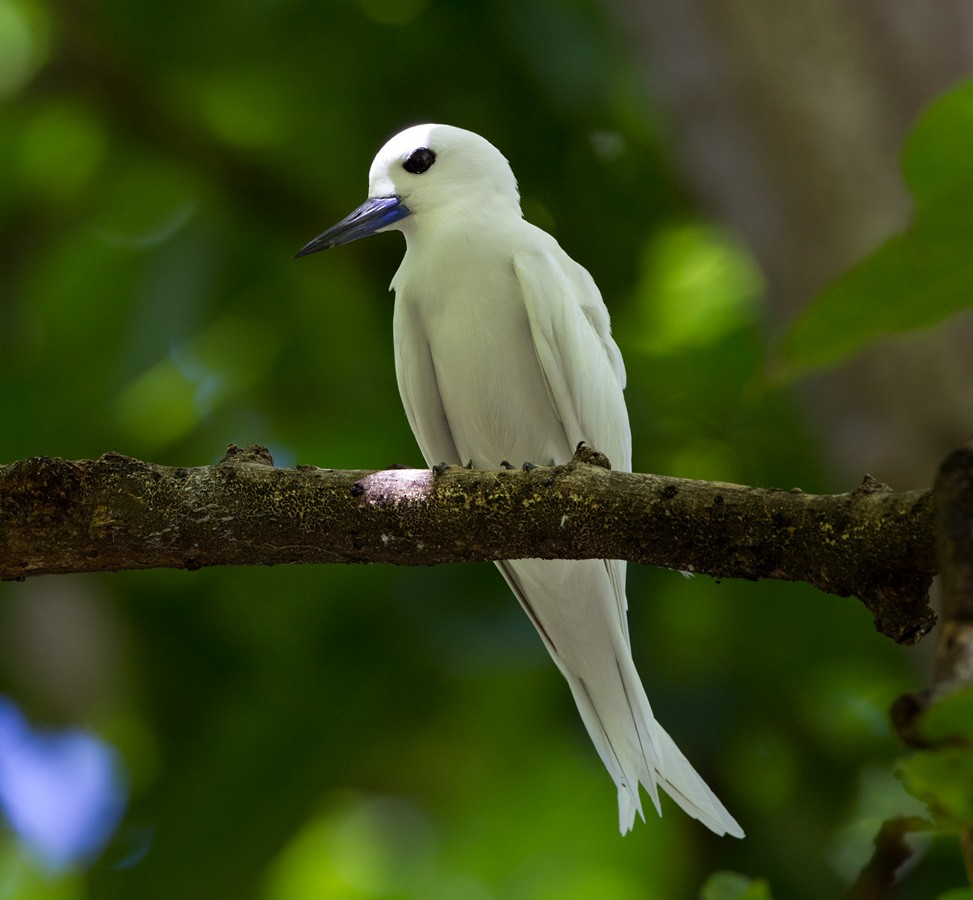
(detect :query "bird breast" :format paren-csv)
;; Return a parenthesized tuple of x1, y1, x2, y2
(392, 232, 570, 469)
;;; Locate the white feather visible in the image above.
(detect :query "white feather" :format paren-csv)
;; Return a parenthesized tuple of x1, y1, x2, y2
(300, 123, 743, 838)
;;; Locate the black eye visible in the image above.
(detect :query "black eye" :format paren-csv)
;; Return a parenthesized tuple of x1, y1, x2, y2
(403, 147, 436, 174)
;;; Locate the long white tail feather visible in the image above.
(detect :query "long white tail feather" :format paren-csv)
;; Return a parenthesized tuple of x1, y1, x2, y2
(655, 725, 744, 837)
(497, 557, 743, 839)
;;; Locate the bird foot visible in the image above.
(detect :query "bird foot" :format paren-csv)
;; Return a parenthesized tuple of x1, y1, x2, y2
(500, 460, 548, 471)
(570, 442, 612, 470)
(432, 460, 474, 476)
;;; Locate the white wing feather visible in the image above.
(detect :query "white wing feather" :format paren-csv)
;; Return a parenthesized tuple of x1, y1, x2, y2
(514, 246, 630, 471)
(392, 295, 461, 465)
(513, 245, 741, 836)
(513, 247, 632, 642)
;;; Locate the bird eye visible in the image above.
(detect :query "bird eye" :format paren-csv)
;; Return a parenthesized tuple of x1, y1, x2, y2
(403, 147, 436, 174)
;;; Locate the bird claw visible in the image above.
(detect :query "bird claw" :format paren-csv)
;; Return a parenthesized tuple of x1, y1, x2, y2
(499, 460, 540, 471)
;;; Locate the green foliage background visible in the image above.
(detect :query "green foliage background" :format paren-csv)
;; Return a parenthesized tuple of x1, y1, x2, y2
(0, 1, 970, 897)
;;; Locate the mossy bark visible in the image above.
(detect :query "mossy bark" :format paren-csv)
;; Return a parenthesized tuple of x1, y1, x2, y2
(1, 443, 936, 644)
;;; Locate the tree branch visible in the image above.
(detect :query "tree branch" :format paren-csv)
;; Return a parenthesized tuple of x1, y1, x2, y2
(0, 444, 936, 644)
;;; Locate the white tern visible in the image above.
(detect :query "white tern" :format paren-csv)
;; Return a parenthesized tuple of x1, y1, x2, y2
(296, 124, 743, 838)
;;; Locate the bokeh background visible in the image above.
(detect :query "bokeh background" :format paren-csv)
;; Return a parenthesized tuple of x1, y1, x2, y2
(1, 1, 972, 897)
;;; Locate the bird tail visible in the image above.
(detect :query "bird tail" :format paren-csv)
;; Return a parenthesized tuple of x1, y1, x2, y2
(496, 558, 743, 838)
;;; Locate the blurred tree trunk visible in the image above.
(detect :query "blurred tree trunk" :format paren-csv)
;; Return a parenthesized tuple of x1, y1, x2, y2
(605, 0, 973, 489)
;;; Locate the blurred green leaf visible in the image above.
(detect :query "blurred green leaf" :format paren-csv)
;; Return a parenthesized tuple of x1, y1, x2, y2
(897, 747, 973, 825)
(16, 100, 107, 202)
(903, 79, 973, 207)
(776, 79, 973, 378)
(197, 68, 293, 150)
(0, 838, 82, 900)
(113, 315, 281, 450)
(918, 686, 973, 744)
(0, 0, 51, 100)
(700, 870, 774, 900)
(633, 221, 763, 356)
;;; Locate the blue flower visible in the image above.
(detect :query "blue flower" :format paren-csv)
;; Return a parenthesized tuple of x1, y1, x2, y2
(0, 697, 127, 871)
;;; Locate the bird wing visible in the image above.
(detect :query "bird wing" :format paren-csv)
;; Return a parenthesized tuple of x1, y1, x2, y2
(512, 246, 743, 838)
(513, 244, 630, 471)
(513, 245, 632, 640)
(392, 290, 462, 466)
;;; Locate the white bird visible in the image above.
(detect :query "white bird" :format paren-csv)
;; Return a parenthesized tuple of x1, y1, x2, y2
(296, 124, 743, 838)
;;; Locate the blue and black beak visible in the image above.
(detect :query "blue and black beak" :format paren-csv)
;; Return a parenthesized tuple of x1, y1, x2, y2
(294, 196, 411, 258)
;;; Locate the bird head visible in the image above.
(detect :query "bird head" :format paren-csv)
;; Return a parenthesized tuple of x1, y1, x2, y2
(294, 124, 520, 257)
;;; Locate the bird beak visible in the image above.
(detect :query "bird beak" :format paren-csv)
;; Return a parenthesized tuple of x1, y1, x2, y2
(293, 196, 411, 258)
